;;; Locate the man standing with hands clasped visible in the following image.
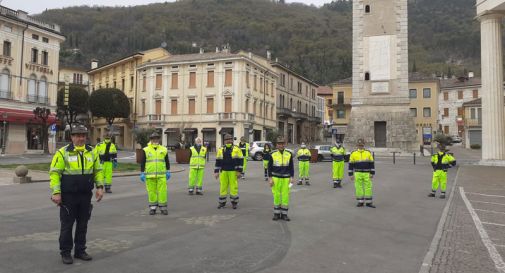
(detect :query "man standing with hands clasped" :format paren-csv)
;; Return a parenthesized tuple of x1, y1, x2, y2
(348, 138, 375, 208)
(49, 124, 104, 265)
(268, 136, 294, 221)
(215, 134, 243, 209)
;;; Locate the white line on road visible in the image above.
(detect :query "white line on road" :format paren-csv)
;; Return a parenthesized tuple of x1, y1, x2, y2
(474, 209, 505, 215)
(482, 222, 505, 227)
(460, 187, 505, 273)
(419, 167, 461, 273)
(495, 244, 505, 248)
(467, 192, 505, 198)
(470, 200, 505, 206)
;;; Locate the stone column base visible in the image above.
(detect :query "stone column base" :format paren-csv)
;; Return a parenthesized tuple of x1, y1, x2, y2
(13, 176, 32, 184)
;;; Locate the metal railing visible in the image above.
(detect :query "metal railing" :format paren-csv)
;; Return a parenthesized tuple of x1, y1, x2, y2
(0, 90, 12, 99)
(27, 95, 49, 104)
(147, 114, 164, 121)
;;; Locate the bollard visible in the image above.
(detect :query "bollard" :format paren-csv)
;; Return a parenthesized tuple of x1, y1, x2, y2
(413, 152, 416, 165)
(393, 152, 396, 164)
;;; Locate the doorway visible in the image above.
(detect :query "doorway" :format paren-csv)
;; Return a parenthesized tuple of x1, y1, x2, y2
(374, 121, 387, 147)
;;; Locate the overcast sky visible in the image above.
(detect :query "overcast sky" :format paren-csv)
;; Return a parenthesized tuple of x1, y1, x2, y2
(4, 0, 334, 15)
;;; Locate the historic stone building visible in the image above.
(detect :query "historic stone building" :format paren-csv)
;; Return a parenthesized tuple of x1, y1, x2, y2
(346, 0, 416, 151)
(0, 6, 64, 154)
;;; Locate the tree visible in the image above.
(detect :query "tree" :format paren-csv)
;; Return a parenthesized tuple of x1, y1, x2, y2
(133, 127, 156, 148)
(33, 107, 51, 154)
(57, 85, 89, 130)
(89, 88, 130, 129)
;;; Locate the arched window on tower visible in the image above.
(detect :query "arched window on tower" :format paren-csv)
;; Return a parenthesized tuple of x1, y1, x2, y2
(365, 72, 370, 81)
(365, 5, 371, 13)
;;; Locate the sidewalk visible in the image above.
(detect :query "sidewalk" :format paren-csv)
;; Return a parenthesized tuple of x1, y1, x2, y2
(421, 165, 505, 273)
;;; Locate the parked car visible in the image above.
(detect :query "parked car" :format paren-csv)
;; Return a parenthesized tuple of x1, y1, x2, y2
(314, 145, 351, 162)
(249, 141, 293, 161)
(451, 135, 462, 143)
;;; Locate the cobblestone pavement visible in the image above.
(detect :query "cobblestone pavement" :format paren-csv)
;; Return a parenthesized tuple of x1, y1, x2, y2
(427, 165, 505, 273)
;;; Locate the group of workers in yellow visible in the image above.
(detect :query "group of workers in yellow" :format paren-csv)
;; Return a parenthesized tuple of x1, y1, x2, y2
(49, 125, 456, 264)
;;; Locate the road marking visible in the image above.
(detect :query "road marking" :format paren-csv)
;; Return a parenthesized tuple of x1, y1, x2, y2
(495, 244, 505, 248)
(470, 200, 505, 206)
(419, 167, 461, 273)
(483, 222, 505, 227)
(460, 187, 505, 272)
(467, 192, 505, 198)
(474, 208, 505, 215)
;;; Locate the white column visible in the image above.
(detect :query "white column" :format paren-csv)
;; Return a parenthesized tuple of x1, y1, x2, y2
(480, 14, 505, 161)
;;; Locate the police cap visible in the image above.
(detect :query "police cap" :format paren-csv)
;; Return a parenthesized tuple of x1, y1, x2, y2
(70, 124, 88, 135)
(149, 132, 161, 139)
(223, 133, 233, 141)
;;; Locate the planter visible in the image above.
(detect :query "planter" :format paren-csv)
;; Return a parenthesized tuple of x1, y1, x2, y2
(135, 149, 144, 164)
(175, 148, 191, 164)
(309, 149, 318, 163)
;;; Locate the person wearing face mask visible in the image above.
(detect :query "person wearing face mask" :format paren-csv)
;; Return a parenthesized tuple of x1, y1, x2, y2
(188, 137, 207, 195)
(139, 132, 171, 215)
(296, 142, 311, 185)
(214, 134, 243, 209)
(268, 136, 294, 221)
(238, 136, 250, 179)
(348, 138, 375, 208)
(95, 132, 117, 193)
(49, 124, 104, 264)
(262, 143, 272, 181)
(330, 140, 346, 188)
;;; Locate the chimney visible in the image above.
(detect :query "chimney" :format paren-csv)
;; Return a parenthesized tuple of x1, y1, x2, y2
(91, 59, 98, 70)
(248, 52, 252, 59)
(199, 48, 204, 54)
(275, 57, 279, 63)
(216, 47, 220, 53)
(468, 71, 474, 78)
(266, 50, 271, 60)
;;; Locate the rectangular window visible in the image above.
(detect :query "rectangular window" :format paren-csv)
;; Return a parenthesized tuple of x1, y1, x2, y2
(338, 92, 344, 104)
(253, 75, 257, 91)
(207, 71, 214, 87)
(189, 72, 196, 88)
(473, 89, 478, 99)
(225, 69, 232, 86)
(458, 90, 463, 99)
(171, 99, 178, 115)
(155, 100, 162, 115)
(297, 82, 302, 93)
(271, 83, 274, 97)
(423, 88, 431, 98)
(281, 74, 286, 87)
(290, 78, 293, 90)
(470, 108, 476, 119)
(457, 107, 464, 116)
(337, 109, 345, 119)
(423, 107, 431, 117)
(207, 97, 214, 114)
(246, 71, 250, 88)
(31, 48, 38, 63)
(42, 37, 49, 43)
(188, 98, 196, 114)
(130, 76, 134, 90)
(443, 108, 449, 117)
(155, 74, 162, 90)
(266, 80, 269, 95)
(32, 34, 39, 40)
(142, 75, 146, 92)
(260, 77, 263, 93)
(443, 92, 448, 101)
(171, 73, 178, 89)
(409, 89, 417, 99)
(122, 78, 125, 91)
(141, 100, 146, 116)
(444, 126, 449, 134)
(225, 97, 232, 113)
(3, 41, 11, 57)
(410, 108, 417, 117)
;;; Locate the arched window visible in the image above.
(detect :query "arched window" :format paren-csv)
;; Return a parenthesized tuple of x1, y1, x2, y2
(38, 76, 47, 104)
(365, 5, 371, 13)
(28, 74, 37, 102)
(0, 69, 10, 99)
(365, 72, 370, 81)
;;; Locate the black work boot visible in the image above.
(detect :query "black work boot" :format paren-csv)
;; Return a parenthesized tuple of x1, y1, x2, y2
(333, 181, 338, 188)
(272, 213, 281, 221)
(365, 203, 376, 208)
(74, 251, 92, 261)
(160, 209, 168, 215)
(232, 202, 238, 209)
(188, 190, 194, 195)
(440, 193, 446, 199)
(105, 187, 112, 193)
(61, 253, 73, 264)
(356, 202, 364, 207)
(428, 192, 436, 197)
(281, 214, 291, 221)
(149, 209, 156, 215)
(305, 179, 310, 186)
(297, 180, 303, 185)
(196, 191, 203, 196)
(217, 203, 226, 209)
(336, 181, 342, 188)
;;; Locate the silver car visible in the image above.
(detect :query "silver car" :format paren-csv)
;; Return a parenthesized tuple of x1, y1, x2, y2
(249, 141, 273, 161)
(314, 145, 333, 161)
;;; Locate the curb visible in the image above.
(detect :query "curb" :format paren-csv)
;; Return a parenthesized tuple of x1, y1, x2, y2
(418, 166, 461, 273)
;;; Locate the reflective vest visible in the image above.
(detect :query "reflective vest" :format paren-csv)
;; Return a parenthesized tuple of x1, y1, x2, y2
(49, 144, 104, 194)
(215, 145, 243, 172)
(330, 146, 346, 161)
(239, 142, 250, 158)
(349, 149, 375, 174)
(143, 144, 168, 178)
(189, 146, 207, 169)
(431, 152, 456, 172)
(296, 148, 311, 161)
(95, 141, 117, 162)
(271, 150, 293, 178)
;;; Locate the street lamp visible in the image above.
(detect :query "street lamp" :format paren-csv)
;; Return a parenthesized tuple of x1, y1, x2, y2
(1, 112, 7, 155)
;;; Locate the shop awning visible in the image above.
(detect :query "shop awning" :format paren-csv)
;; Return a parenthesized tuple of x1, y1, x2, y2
(0, 108, 57, 124)
(164, 128, 179, 133)
(201, 128, 216, 132)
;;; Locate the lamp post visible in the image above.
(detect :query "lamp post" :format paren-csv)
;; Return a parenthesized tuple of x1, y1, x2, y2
(1, 112, 7, 154)
(263, 70, 268, 141)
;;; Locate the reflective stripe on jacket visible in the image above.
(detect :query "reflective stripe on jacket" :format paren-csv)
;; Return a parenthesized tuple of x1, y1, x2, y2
(296, 148, 311, 161)
(215, 145, 243, 173)
(268, 150, 294, 178)
(348, 149, 375, 175)
(143, 144, 168, 178)
(431, 152, 456, 171)
(330, 146, 346, 161)
(95, 141, 117, 162)
(189, 146, 207, 169)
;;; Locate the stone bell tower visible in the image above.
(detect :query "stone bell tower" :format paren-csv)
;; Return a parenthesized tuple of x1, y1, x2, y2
(345, 0, 416, 151)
